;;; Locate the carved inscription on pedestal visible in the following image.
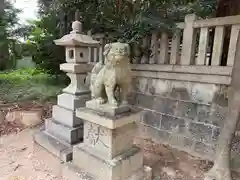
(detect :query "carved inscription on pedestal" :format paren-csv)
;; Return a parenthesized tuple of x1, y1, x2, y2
(85, 122, 110, 149)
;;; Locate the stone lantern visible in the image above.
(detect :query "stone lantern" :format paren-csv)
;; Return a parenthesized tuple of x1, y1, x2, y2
(34, 14, 100, 162)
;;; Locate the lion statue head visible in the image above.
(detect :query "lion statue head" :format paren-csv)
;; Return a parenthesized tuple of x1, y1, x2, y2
(103, 42, 131, 67)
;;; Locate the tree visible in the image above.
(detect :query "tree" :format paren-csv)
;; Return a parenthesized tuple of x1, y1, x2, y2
(23, 0, 216, 73)
(0, 0, 20, 70)
(204, 1, 240, 180)
(215, 0, 240, 66)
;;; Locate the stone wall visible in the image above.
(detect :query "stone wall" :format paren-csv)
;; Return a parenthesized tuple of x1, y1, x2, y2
(128, 76, 229, 160)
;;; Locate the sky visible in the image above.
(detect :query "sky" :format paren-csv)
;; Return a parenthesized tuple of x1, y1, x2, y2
(13, 0, 38, 24)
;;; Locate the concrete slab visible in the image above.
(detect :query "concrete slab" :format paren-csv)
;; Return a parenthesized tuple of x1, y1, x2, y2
(86, 100, 130, 116)
(34, 130, 74, 162)
(62, 161, 152, 180)
(76, 108, 141, 129)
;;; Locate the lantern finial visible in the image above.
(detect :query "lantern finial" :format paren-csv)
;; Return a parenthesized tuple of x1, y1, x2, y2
(71, 10, 82, 33)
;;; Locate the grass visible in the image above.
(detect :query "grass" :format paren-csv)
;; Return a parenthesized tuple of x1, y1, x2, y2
(0, 68, 65, 102)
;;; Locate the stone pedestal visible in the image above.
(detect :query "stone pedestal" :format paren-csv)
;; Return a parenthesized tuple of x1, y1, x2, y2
(34, 93, 90, 162)
(34, 17, 99, 162)
(62, 103, 152, 180)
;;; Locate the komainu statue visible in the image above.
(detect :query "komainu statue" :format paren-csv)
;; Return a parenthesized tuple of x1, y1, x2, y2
(90, 42, 131, 106)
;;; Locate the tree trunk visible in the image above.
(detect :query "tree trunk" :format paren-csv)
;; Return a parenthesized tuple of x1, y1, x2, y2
(216, 0, 240, 17)
(217, 0, 240, 66)
(204, 104, 238, 180)
(0, 42, 9, 70)
(204, 29, 240, 180)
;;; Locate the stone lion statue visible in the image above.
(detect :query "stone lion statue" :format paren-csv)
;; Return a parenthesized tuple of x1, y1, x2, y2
(90, 42, 132, 106)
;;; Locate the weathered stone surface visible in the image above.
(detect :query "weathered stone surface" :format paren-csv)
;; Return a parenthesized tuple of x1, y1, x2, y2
(62, 162, 96, 180)
(76, 108, 141, 130)
(52, 105, 82, 127)
(212, 91, 228, 107)
(138, 123, 196, 155)
(212, 127, 220, 142)
(133, 77, 225, 103)
(169, 87, 191, 101)
(167, 134, 194, 149)
(194, 141, 215, 159)
(86, 100, 130, 116)
(34, 131, 73, 162)
(63, 73, 90, 95)
(72, 145, 144, 180)
(182, 136, 195, 149)
(0, 110, 5, 124)
(68, 100, 151, 180)
(131, 78, 140, 93)
(20, 110, 43, 127)
(90, 42, 131, 106)
(135, 93, 154, 109)
(35, 18, 99, 164)
(141, 111, 161, 128)
(189, 122, 213, 143)
(60, 63, 92, 74)
(132, 77, 148, 94)
(45, 118, 83, 144)
(176, 101, 198, 120)
(161, 115, 185, 134)
(139, 123, 171, 143)
(62, 162, 152, 180)
(129, 88, 228, 160)
(208, 104, 227, 127)
(83, 121, 137, 159)
(196, 104, 211, 123)
(5, 109, 43, 127)
(157, 129, 171, 142)
(5, 111, 21, 122)
(127, 93, 136, 105)
(133, 68, 231, 85)
(58, 93, 90, 110)
(138, 124, 160, 141)
(153, 96, 178, 115)
(150, 79, 170, 96)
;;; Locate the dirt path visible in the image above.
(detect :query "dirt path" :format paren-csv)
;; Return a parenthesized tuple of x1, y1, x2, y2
(0, 128, 65, 180)
(0, 127, 239, 180)
(135, 137, 240, 180)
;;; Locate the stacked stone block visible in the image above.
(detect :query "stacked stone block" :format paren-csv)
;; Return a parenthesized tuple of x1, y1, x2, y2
(34, 19, 99, 162)
(128, 77, 228, 160)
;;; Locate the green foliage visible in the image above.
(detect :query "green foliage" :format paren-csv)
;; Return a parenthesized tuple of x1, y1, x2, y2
(21, 18, 65, 74)
(0, 68, 64, 102)
(0, 0, 21, 70)
(22, 0, 216, 73)
(48, 0, 216, 43)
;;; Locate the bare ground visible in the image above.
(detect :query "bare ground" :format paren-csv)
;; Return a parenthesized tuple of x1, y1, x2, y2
(0, 128, 66, 180)
(0, 101, 239, 180)
(0, 128, 240, 180)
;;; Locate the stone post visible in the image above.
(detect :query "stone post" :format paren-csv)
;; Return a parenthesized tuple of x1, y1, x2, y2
(34, 17, 99, 162)
(181, 14, 197, 65)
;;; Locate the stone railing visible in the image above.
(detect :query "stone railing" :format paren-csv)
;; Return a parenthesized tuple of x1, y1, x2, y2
(83, 14, 240, 168)
(87, 14, 240, 86)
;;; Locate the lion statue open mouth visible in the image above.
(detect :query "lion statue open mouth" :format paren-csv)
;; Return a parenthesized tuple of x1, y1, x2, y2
(90, 42, 132, 106)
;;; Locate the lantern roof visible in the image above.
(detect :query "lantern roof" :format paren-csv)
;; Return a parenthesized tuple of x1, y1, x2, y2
(54, 20, 99, 47)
